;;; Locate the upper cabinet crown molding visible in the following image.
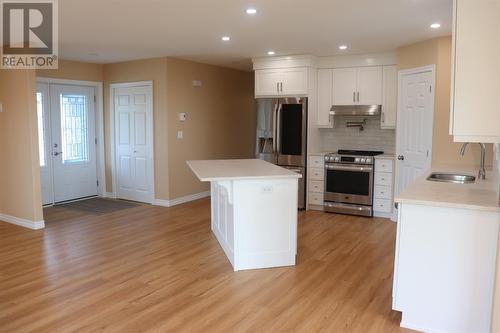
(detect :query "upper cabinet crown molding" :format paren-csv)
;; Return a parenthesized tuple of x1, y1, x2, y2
(317, 52, 397, 69)
(450, 0, 500, 143)
(252, 55, 318, 71)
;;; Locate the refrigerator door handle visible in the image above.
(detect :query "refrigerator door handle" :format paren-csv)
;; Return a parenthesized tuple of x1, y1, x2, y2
(276, 103, 282, 156)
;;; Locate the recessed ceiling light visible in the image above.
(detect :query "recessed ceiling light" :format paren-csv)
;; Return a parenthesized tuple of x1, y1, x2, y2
(339, 45, 348, 50)
(246, 8, 257, 15)
(430, 23, 441, 29)
(221, 36, 231, 41)
(267, 51, 275, 55)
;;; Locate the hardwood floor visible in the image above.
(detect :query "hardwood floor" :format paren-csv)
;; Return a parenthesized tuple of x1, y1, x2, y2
(0, 199, 413, 333)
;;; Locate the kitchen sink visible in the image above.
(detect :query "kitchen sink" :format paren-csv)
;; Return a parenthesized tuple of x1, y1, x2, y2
(426, 172, 476, 184)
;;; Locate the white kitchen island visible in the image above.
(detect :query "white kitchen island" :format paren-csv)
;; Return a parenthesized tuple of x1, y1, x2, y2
(187, 159, 301, 271)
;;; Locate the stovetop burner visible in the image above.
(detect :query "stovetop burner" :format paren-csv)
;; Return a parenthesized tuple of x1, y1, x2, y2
(336, 150, 384, 157)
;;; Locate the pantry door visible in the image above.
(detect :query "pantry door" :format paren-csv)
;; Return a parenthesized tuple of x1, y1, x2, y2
(113, 83, 154, 203)
(50, 84, 98, 203)
(395, 66, 435, 197)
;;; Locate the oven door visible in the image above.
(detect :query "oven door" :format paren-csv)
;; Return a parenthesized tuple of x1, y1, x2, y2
(324, 163, 373, 205)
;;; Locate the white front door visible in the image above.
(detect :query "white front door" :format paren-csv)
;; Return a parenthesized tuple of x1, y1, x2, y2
(395, 67, 435, 197)
(51, 85, 98, 202)
(37, 84, 98, 204)
(114, 84, 153, 203)
(36, 83, 53, 205)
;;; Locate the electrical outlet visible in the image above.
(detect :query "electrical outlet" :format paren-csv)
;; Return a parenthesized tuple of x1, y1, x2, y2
(0, 103, 3, 113)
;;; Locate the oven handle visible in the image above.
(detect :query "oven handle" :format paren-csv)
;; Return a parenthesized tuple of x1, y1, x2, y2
(325, 164, 373, 172)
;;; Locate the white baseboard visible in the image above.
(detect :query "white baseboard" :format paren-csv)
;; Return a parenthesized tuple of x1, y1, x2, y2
(153, 191, 210, 208)
(0, 213, 45, 230)
(373, 211, 394, 219)
(102, 192, 116, 199)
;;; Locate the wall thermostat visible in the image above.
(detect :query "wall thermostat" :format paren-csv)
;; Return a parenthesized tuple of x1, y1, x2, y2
(179, 112, 187, 121)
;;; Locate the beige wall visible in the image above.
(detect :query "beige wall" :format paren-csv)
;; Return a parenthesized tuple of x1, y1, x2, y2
(0, 69, 43, 222)
(37, 59, 104, 82)
(398, 36, 494, 168)
(103, 58, 170, 198)
(166, 58, 255, 199)
(34, 57, 254, 203)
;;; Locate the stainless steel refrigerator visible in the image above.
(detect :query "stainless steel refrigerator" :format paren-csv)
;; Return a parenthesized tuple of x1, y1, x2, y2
(255, 97, 307, 209)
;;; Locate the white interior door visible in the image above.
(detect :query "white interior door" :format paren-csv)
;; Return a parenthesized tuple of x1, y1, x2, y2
(395, 68, 435, 197)
(114, 84, 153, 203)
(36, 83, 53, 205)
(50, 84, 98, 203)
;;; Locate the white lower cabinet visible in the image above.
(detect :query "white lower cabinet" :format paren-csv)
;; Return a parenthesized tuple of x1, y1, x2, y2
(374, 157, 394, 217)
(393, 203, 499, 332)
(308, 154, 325, 210)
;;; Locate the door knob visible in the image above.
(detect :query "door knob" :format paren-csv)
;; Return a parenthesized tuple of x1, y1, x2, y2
(53, 151, 63, 156)
(397, 155, 405, 161)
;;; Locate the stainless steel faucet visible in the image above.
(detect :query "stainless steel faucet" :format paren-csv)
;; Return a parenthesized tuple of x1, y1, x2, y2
(460, 142, 486, 180)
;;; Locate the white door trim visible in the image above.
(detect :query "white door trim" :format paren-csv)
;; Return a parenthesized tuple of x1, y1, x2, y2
(36, 77, 106, 200)
(110, 81, 155, 203)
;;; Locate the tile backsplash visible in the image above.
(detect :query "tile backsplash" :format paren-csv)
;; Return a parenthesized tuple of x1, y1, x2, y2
(319, 116, 396, 154)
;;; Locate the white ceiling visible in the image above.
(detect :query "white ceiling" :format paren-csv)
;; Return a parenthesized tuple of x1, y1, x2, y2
(59, 0, 453, 71)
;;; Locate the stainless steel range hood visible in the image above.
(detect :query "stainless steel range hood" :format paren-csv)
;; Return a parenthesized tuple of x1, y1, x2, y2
(329, 105, 381, 117)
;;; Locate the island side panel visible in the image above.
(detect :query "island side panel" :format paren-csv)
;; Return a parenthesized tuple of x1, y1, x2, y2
(233, 178, 298, 271)
(394, 203, 499, 333)
(210, 181, 236, 268)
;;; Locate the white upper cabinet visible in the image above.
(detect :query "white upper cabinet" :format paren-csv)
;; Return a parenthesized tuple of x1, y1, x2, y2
(254, 69, 283, 97)
(450, 0, 500, 143)
(255, 67, 308, 97)
(317, 69, 333, 127)
(357, 67, 383, 105)
(332, 66, 382, 105)
(332, 68, 358, 105)
(381, 65, 398, 129)
(281, 68, 309, 96)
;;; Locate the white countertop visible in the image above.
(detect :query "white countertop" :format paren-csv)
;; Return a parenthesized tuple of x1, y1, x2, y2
(187, 159, 302, 182)
(395, 165, 500, 212)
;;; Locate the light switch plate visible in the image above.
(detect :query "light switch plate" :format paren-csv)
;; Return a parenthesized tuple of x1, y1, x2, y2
(177, 130, 183, 139)
(0, 103, 3, 113)
(192, 80, 202, 87)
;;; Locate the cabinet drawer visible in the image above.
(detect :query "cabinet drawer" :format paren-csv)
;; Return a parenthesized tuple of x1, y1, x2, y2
(374, 172, 392, 186)
(374, 185, 392, 200)
(309, 168, 324, 180)
(309, 156, 325, 169)
(373, 198, 392, 213)
(309, 192, 324, 205)
(309, 180, 324, 193)
(375, 159, 393, 173)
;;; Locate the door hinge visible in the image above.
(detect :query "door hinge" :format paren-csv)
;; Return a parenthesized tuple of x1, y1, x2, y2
(429, 85, 432, 93)
(94, 95, 96, 103)
(95, 138, 97, 145)
(96, 180, 99, 187)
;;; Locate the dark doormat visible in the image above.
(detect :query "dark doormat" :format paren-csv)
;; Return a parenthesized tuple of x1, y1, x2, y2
(57, 198, 141, 215)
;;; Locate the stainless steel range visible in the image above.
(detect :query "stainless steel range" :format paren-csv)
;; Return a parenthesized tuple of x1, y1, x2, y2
(324, 150, 384, 217)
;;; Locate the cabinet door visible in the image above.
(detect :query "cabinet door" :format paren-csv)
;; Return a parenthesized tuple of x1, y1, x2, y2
(382, 65, 398, 129)
(255, 69, 281, 97)
(332, 68, 357, 105)
(281, 68, 308, 96)
(317, 69, 333, 127)
(451, 0, 500, 142)
(357, 66, 383, 105)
